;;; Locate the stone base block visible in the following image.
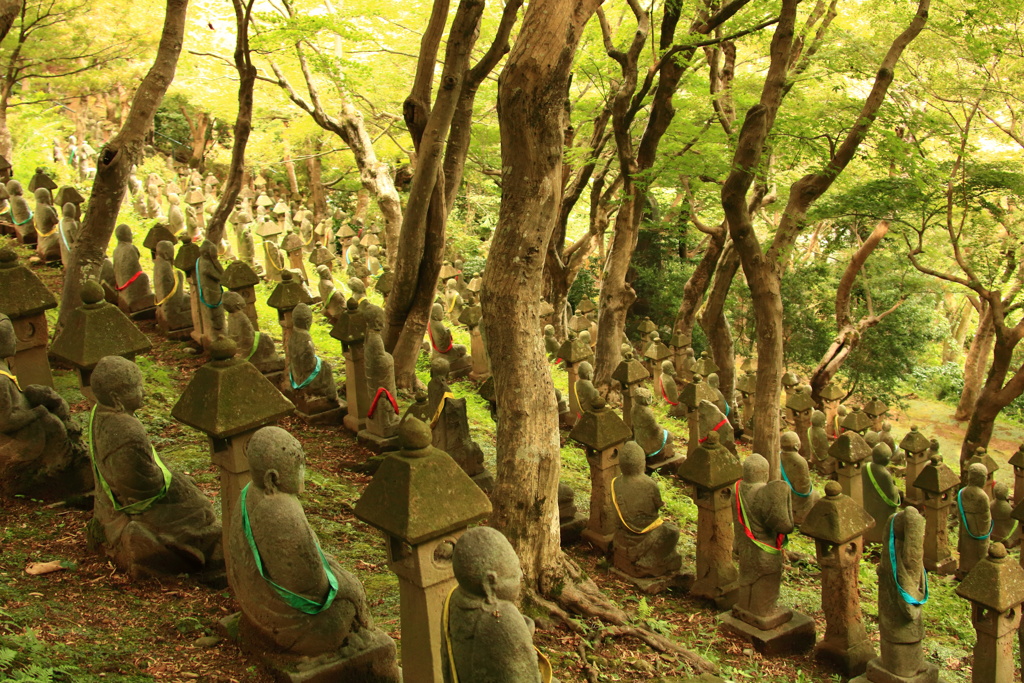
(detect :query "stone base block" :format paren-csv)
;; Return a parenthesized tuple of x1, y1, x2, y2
(718, 609, 815, 656)
(161, 324, 194, 341)
(449, 356, 473, 379)
(357, 429, 400, 453)
(295, 404, 346, 426)
(560, 514, 587, 545)
(581, 527, 614, 553)
(127, 306, 157, 321)
(689, 578, 739, 610)
(850, 658, 947, 683)
(647, 453, 685, 475)
(612, 568, 693, 595)
(342, 414, 364, 434)
(815, 637, 876, 677)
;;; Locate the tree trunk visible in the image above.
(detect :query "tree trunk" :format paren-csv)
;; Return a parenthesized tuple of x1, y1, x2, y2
(354, 188, 370, 223)
(700, 246, 739, 424)
(955, 303, 994, 421)
(58, 0, 189, 327)
(483, 0, 599, 591)
(184, 108, 209, 171)
(673, 228, 727, 343)
(282, 134, 299, 196)
(204, 0, 255, 248)
(0, 0, 19, 47)
(306, 139, 327, 222)
(961, 329, 1019, 463)
(0, 99, 11, 160)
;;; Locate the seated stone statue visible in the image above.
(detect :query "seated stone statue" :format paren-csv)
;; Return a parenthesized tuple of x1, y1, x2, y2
(659, 360, 686, 418)
(347, 252, 370, 283)
(611, 441, 682, 579)
(362, 303, 400, 443)
(428, 303, 471, 377)
(780, 431, 818, 525)
(706, 372, 730, 418)
(698, 399, 735, 454)
(443, 526, 553, 683)
(0, 313, 90, 500)
(85, 355, 223, 581)
(990, 483, 1020, 548)
(862, 443, 901, 546)
(33, 188, 60, 262)
(286, 303, 340, 416)
(558, 481, 586, 544)
(317, 265, 345, 325)
(427, 357, 493, 491)
(957, 462, 992, 579)
(366, 245, 382, 275)
(348, 276, 367, 303)
(809, 410, 835, 475)
(7, 180, 34, 242)
(153, 240, 192, 335)
(113, 224, 156, 315)
(575, 361, 601, 414)
(443, 279, 464, 321)
(223, 292, 283, 375)
(544, 325, 560, 361)
(630, 388, 677, 471)
(228, 426, 400, 679)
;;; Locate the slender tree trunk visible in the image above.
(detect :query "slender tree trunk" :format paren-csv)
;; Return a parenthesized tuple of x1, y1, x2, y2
(354, 188, 370, 223)
(282, 135, 299, 196)
(205, 0, 255, 247)
(673, 229, 727, 342)
(58, 0, 189, 327)
(306, 139, 326, 222)
(942, 297, 973, 363)
(955, 304, 994, 421)
(700, 246, 739, 423)
(183, 108, 209, 171)
(961, 331, 1018, 463)
(0, 99, 10, 160)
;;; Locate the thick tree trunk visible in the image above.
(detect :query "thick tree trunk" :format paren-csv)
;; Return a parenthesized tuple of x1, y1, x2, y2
(0, 100, 10, 160)
(306, 140, 327, 222)
(182, 108, 209, 171)
(673, 229, 727, 343)
(955, 304, 993, 421)
(58, 0, 189, 327)
(0, 0, 20, 47)
(700, 246, 739, 423)
(483, 0, 599, 591)
(204, 0, 255, 248)
(961, 330, 1019, 463)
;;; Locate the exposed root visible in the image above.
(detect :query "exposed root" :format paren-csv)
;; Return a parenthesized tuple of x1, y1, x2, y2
(527, 588, 584, 634)
(596, 625, 718, 674)
(557, 559, 628, 625)
(577, 640, 599, 683)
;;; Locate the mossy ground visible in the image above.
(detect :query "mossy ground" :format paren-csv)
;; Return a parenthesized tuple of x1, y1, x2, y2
(0, 220, 1016, 682)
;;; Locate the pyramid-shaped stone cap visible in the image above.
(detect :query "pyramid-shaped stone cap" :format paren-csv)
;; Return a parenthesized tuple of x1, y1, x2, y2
(693, 352, 719, 377)
(913, 456, 959, 494)
(956, 544, 1024, 613)
(638, 317, 657, 335)
(54, 186, 84, 206)
(354, 418, 491, 545)
(557, 336, 592, 365)
(238, 186, 254, 199)
(29, 170, 57, 192)
(899, 426, 930, 454)
(337, 222, 357, 239)
(740, 356, 756, 373)
(819, 383, 844, 401)
(171, 340, 294, 438)
(186, 187, 206, 204)
(863, 397, 888, 417)
(478, 375, 495, 402)
(577, 298, 596, 314)
(1009, 445, 1024, 469)
(0, 248, 57, 318)
(267, 271, 313, 311)
(801, 481, 875, 544)
(143, 224, 177, 253)
(735, 372, 757, 395)
(222, 260, 259, 289)
(256, 220, 284, 237)
(828, 431, 871, 465)
(643, 340, 671, 363)
(612, 354, 650, 385)
(568, 314, 590, 332)
(676, 432, 741, 490)
(538, 300, 554, 317)
(439, 263, 460, 280)
(840, 408, 873, 433)
(966, 449, 999, 475)
(49, 283, 151, 370)
(569, 402, 631, 451)
(458, 304, 482, 328)
(173, 239, 201, 272)
(330, 304, 367, 344)
(786, 387, 815, 412)
(680, 376, 719, 411)
(467, 276, 482, 294)
(669, 332, 691, 349)
(781, 371, 799, 387)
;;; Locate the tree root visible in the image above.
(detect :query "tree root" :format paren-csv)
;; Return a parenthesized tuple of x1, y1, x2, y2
(577, 640, 599, 683)
(597, 625, 718, 674)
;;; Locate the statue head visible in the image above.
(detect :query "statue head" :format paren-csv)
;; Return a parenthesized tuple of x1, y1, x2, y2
(316, 265, 331, 281)
(966, 462, 987, 488)
(431, 303, 444, 321)
(431, 356, 450, 380)
(634, 387, 652, 407)
(544, 325, 555, 338)
(348, 277, 366, 296)
(155, 240, 174, 262)
(579, 330, 591, 346)
(362, 302, 385, 332)
(619, 441, 646, 476)
(871, 442, 892, 466)
(994, 482, 1010, 503)
(200, 240, 218, 260)
(661, 360, 676, 377)
(0, 313, 16, 359)
(168, 193, 180, 206)
(248, 426, 305, 496)
(91, 355, 145, 413)
(578, 361, 594, 381)
(453, 526, 523, 606)
(780, 431, 800, 452)
(293, 303, 313, 330)
(115, 224, 132, 243)
(62, 203, 78, 220)
(743, 453, 769, 485)
(811, 410, 826, 427)
(882, 421, 892, 433)
(222, 291, 245, 313)
(6, 179, 22, 196)
(34, 187, 51, 205)
(708, 373, 720, 390)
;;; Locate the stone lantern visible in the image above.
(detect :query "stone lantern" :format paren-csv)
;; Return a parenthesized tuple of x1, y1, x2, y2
(784, 385, 815, 459)
(692, 351, 719, 380)
(828, 431, 871, 509)
(54, 186, 84, 218)
(637, 317, 657, 344)
(642, 334, 671, 391)
(913, 454, 959, 575)
(668, 331, 691, 373)
(354, 418, 491, 683)
(679, 375, 720, 456)
(171, 338, 294, 545)
(49, 281, 151, 402)
(612, 350, 649, 430)
(780, 370, 799, 403)
(173, 236, 203, 346)
(839, 407, 873, 436)
(142, 223, 176, 259)
(569, 398, 633, 551)
(1009, 444, 1024, 505)
(800, 481, 877, 676)
(819, 382, 845, 438)
(222, 260, 260, 329)
(0, 247, 56, 387)
(956, 543, 1024, 683)
(267, 270, 313, 381)
(862, 397, 888, 432)
(538, 299, 555, 329)
(676, 431, 741, 605)
(900, 426, 932, 507)
(963, 446, 999, 499)
(330, 298, 368, 434)
(735, 371, 757, 435)
(458, 299, 489, 380)
(557, 331, 593, 418)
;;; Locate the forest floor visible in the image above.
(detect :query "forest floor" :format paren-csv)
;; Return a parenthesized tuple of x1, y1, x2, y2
(1, 233, 1020, 683)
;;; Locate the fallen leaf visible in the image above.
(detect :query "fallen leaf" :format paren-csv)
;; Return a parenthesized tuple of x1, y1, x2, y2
(25, 561, 65, 576)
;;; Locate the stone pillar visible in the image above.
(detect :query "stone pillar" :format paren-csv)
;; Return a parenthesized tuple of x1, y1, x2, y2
(829, 432, 871, 509)
(1009, 445, 1024, 506)
(785, 386, 815, 461)
(801, 482, 877, 677)
(680, 376, 719, 457)
(913, 455, 959, 575)
(956, 543, 1024, 683)
(0, 248, 57, 388)
(863, 397, 888, 433)
(331, 300, 367, 434)
(676, 431, 741, 605)
(355, 418, 491, 683)
(558, 333, 592, 419)
(643, 338, 671, 393)
(900, 426, 932, 507)
(569, 400, 632, 552)
(612, 353, 649, 430)
(668, 332, 691, 376)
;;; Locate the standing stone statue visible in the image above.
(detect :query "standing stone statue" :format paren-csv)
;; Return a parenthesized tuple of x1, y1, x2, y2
(428, 302, 471, 378)
(196, 240, 226, 344)
(32, 188, 60, 262)
(957, 462, 993, 580)
(575, 361, 601, 415)
(610, 441, 682, 585)
(630, 388, 678, 471)
(285, 303, 340, 418)
(544, 325, 560, 361)
(167, 194, 185, 235)
(862, 443, 901, 546)
(57, 202, 79, 267)
(879, 422, 902, 466)
(780, 431, 818, 525)
(85, 356, 223, 581)
(442, 526, 552, 683)
(153, 240, 192, 335)
(317, 265, 345, 324)
(7, 180, 34, 243)
(227, 426, 400, 680)
(427, 357, 493, 491)
(0, 313, 90, 499)
(659, 360, 686, 418)
(112, 224, 156, 315)
(223, 292, 283, 375)
(809, 410, 834, 475)
(990, 482, 1020, 548)
(361, 303, 400, 446)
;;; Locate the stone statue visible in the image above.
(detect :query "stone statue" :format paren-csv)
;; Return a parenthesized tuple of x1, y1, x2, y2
(630, 388, 676, 470)
(544, 325, 560, 361)
(780, 431, 817, 525)
(957, 462, 992, 579)
(443, 279, 463, 321)
(659, 361, 686, 418)
(348, 276, 367, 303)
(366, 244, 382, 275)
(428, 302, 471, 377)
(558, 482, 587, 544)
(168, 194, 184, 234)
(698, 399, 735, 454)
(990, 482, 1020, 548)
(611, 441, 682, 579)
(317, 265, 345, 324)
(572, 361, 601, 416)
(228, 426, 399, 678)
(862, 443, 901, 546)
(443, 526, 549, 683)
(0, 313, 90, 499)
(112, 224, 155, 314)
(32, 188, 60, 261)
(58, 202, 79, 267)
(7, 180, 33, 242)
(85, 356, 223, 581)
(363, 303, 400, 437)
(706, 372, 730, 418)
(153, 240, 192, 333)
(196, 240, 226, 342)
(879, 422, 902, 466)
(286, 303, 339, 412)
(809, 410, 834, 475)
(223, 292, 283, 374)
(427, 357, 493, 490)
